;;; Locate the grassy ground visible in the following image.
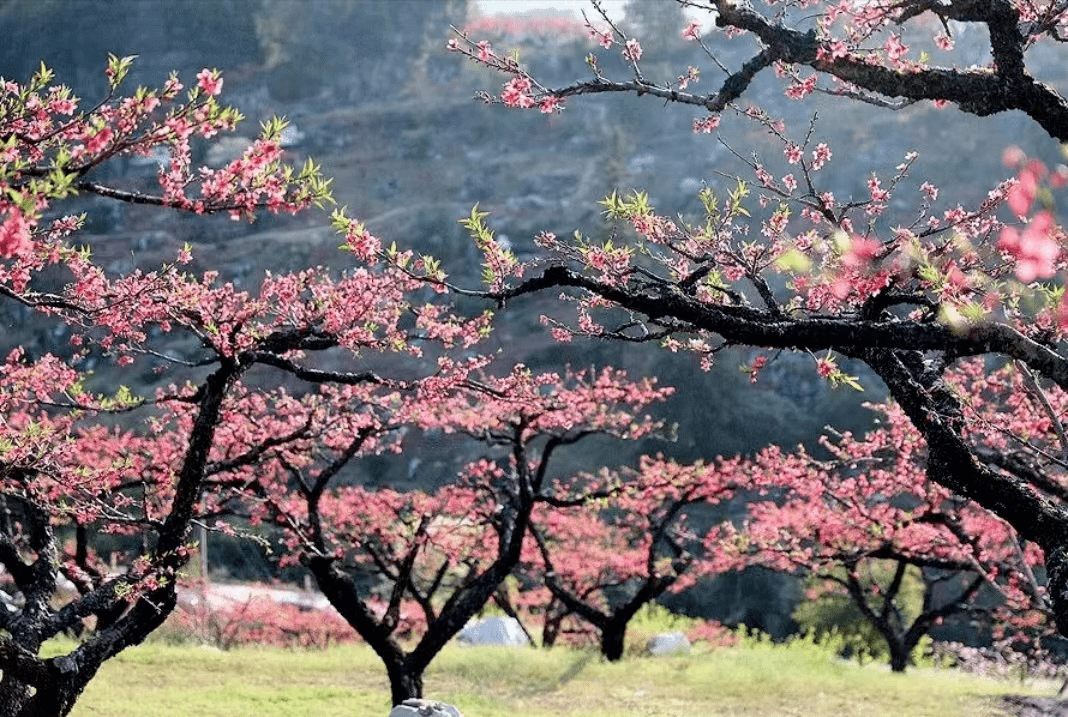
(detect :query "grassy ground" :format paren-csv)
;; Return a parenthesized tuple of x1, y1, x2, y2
(66, 637, 1057, 717)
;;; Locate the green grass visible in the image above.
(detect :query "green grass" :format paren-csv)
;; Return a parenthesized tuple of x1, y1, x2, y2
(68, 638, 1054, 717)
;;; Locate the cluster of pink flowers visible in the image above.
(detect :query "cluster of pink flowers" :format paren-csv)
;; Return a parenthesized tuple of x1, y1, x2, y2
(998, 148, 1068, 285)
(884, 34, 909, 64)
(342, 220, 382, 262)
(195, 68, 223, 96)
(867, 176, 889, 202)
(785, 74, 817, 99)
(583, 244, 633, 284)
(693, 114, 721, 133)
(0, 207, 34, 258)
(539, 94, 564, 114)
(172, 594, 358, 650)
(999, 211, 1060, 282)
(501, 76, 536, 108)
(811, 143, 832, 170)
(677, 66, 700, 90)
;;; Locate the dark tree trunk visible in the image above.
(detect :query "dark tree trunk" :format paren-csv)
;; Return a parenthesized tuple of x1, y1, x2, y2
(0, 666, 99, 717)
(1044, 544, 1068, 637)
(0, 677, 33, 717)
(387, 664, 424, 707)
(888, 643, 909, 673)
(541, 597, 570, 648)
(542, 618, 561, 649)
(16, 683, 88, 717)
(600, 621, 627, 662)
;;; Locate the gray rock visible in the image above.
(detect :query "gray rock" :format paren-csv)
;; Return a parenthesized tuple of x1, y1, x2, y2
(456, 616, 529, 647)
(646, 631, 692, 656)
(389, 699, 463, 717)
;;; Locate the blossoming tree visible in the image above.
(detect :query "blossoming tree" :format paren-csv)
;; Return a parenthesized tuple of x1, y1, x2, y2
(0, 56, 511, 716)
(524, 456, 738, 660)
(710, 362, 1055, 671)
(444, 0, 1068, 642)
(217, 364, 671, 704)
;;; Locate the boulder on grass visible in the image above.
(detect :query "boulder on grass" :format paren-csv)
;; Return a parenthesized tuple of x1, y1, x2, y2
(646, 631, 692, 656)
(456, 616, 529, 647)
(389, 699, 463, 717)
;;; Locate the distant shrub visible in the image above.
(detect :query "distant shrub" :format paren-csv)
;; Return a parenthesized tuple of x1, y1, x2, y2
(687, 620, 740, 650)
(622, 604, 738, 654)
(931, 639, 1068, 684)
(161, 595, 358, 650)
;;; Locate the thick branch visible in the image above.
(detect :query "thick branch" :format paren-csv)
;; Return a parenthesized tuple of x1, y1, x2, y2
(556, 0, 1068, 140)
(497, 267, 1068, 390)
(713, 0, 1068, 140)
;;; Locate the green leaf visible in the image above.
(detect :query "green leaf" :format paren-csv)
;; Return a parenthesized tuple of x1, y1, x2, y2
(106, 53, 137, 88)
(776, 248, 812, 273)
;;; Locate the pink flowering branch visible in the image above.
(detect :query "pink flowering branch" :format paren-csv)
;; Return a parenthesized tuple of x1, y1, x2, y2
(456, 0, 1068, 140)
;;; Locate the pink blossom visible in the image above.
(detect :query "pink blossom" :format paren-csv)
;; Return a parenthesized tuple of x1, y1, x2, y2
(539, 95, 564, 114)
(586, 24, 613, 48)
(162, 76, 184, 96)
(682, 21, 701, 41)
(867, 177, 889, 202)
(842, 235, 883, 268)
(0, 207, 34, 258)
(884, 34, 909, 63)
(677, 66, 699, 90)
(998, 211, 1060, 282)
(196, 68, 223, 96)
(754, 165, 775, 188)
(1008, 169, 1038, 216)
(85, 127, 113, 155)
(827, 40, 850, 60)
(784, 143, 803, 164)
(764, 211, 789, 236)
(623, 39, 643, 63)
(1057, 293, 1068, 330)
(49, 97, 76, 115)
(935, 33, 955, 51)
(693, 114, 720, 134)
(943, 206, 967, 224)
(748, 355, 767, 383)
(477, 40, 493, 63)
(501, 76, 535, 108)
(346, 225, 381, 262)
(921, 182, 939, 201)
(785, 74, 817, 99)
(723, 264, 745, 282)
(1052, 166, 1068, 189)
(783, 174, 798, 193)
(811, 143, 832, 170)
(1002, 146, 1026, 168)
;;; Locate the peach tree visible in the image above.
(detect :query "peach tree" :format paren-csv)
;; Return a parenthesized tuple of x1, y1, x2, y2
(441, 0, 1068, 644)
